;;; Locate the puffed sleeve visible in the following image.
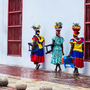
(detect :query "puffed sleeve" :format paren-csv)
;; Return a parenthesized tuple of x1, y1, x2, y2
(60, 37, 64, 44)
(83, 37, 84, 44)
(52, 36, 56, 41)
(80, 37, 84, 44)
(69, 38, 76, 44)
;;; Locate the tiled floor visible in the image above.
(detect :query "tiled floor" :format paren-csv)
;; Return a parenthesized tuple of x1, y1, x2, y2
(0, 64, 90, 90)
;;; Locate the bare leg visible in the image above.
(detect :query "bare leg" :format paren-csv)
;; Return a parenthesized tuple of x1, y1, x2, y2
(34, 62, 38, 69)
(58, 64, 62, 73)
(73, 67, 79, 75)
(73, 68, 76, 74)
(55, 64, 58, 72)
(76, 68, 79, 75)
(35, 62, 40, 70)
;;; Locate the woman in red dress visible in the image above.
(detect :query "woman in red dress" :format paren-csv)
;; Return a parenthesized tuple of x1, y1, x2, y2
(31, 25, 45, 69)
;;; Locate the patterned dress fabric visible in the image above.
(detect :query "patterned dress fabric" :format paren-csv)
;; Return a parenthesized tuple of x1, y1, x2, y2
(69, 37, 84, 68)
(51, 36, 64, 65)
(31, 35, 44, 64)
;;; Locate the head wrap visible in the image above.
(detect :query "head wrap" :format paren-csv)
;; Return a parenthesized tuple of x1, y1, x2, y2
(54, 22, 62, 38)
(35, 30, 40, 35)
(73, 31, 80, 36)
(56, 30, 61, 38)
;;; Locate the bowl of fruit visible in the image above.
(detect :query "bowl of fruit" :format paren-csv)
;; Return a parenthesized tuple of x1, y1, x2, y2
(72, 23, 81, 32)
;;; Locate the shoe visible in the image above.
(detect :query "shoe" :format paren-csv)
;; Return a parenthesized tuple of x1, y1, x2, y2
(36, 64, 40, 70)
(55, 69, 57, 73)
(58, 69, 62, 73)
(76, 72, 79, 75)
(73, 72, 79, 75)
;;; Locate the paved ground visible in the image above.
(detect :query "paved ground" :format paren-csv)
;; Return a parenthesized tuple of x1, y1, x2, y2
(0, 64, 90, 90)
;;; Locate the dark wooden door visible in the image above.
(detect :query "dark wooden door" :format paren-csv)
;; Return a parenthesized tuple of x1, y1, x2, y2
(8, 0, 22, 56)
(84, 0, 90, 61)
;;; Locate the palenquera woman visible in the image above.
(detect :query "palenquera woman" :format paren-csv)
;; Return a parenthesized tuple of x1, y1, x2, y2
(51, 22, 64, 72)
(68, 23, 84, 75)
(31, 25, 45, 69)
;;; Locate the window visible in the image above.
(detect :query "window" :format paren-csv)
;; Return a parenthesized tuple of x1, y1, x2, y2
(84, 0, 90, 61)
(7, 0, 22, 56)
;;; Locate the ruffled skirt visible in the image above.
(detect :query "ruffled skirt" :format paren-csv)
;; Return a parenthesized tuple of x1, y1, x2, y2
(51, 50, 63, 65)
(31, 48, 44, 64)
(71, 50, 84, 68)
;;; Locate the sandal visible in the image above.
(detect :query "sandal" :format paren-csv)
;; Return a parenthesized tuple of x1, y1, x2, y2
(55, 69, 57, 73)
(76, 72, 79, 75)
(36, 64, 40, 70)
(73, 71, 75, 75)
(58, 69, 62, 73)
(73, 72, 79, 75)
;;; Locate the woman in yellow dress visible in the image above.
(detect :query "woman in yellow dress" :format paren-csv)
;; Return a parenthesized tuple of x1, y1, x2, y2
(68, 23, 84, 75)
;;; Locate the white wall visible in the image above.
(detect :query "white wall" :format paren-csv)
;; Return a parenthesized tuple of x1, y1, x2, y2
(1, 0, 90, 75)
(0, 0, 3, 63)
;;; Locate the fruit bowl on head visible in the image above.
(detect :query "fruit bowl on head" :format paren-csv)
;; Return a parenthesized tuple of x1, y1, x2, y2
(72, 28, 80, 32)
(72, 23, 81, 32)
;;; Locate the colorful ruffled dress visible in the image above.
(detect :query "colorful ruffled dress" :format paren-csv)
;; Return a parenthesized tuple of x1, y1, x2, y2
(69, 37, 84, 68)
(31, 34, 45, 64)
(51, 36, 64, 65)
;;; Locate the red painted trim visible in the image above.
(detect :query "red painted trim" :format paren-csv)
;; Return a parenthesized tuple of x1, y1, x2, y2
(7, 54, 22, 57)
(85, 22, 90, 24)
(21, 0, 23, 56)
(85, 41, 90, 43)
(84, 59, 90, 62)
(8, 40, 21, 42)
(86, 3, 90, 5)
(9, 11, 22, 14)
(84, 0, 86, 60)
(7, 0, 9, 55)
(8, 25, 22, 27)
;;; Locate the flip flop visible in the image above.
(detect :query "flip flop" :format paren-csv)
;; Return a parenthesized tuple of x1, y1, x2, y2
(55, 69, 57, 73)
(37, 64, 40, 69)
(58, 70, 62, 73)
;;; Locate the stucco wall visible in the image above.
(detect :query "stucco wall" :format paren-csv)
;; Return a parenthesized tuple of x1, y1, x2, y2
(1, 0, 90, 75)
(0, 0, 3, 63)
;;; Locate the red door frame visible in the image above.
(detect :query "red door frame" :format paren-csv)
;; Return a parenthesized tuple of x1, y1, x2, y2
(7, 0, 23, 57)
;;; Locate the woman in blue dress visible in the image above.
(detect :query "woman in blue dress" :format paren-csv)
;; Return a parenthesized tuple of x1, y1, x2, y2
(51, 22, 64, 72)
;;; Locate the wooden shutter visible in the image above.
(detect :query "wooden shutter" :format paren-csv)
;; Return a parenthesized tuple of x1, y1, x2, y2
(84, 0, 90, 61)
(8, 0, 22, 56)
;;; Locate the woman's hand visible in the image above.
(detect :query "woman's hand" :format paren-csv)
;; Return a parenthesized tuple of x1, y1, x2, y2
(67, 54, 70, 57)
(68, 42, 74, 57)
(32, 39, 36, 50)
(62, 52, 64, 55)
(31, 46, 34, 50)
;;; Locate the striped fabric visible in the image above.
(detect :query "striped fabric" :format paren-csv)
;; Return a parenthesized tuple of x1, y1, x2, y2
(69, 37, 84, 45)
(71, 51, 84, 68)
(69, 37, 84, 68)
(31, 48, 44, 64)
(31, 35, 44, 64)
(32, 35, 44, 44)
